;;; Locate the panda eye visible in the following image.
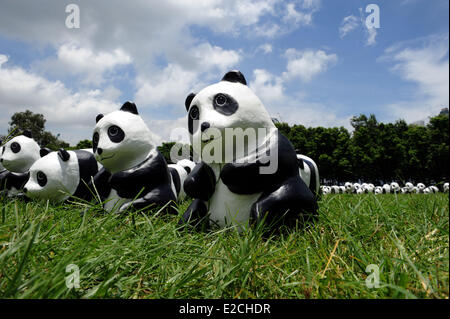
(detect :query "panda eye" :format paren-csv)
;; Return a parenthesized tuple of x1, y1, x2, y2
(108, 126, 119, 136)
(107, 125, 125, 143)
(212, 93, 238, 116)
(215, 94, 227, 106)
(11, 142, 21, 153)
(36, 171, 47, 187)
(189, 106, 199, 120)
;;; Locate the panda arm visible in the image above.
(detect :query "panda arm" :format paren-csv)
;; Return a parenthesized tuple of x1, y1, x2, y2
(183, 162, 216, 201)
(4, 172, 30, 191)
(177, 198, 209, 231)
(118, 184, 177, 214)
(89, 168, 112, 201)
(250, 175, 318, 226)
(110, 151, 172, 199)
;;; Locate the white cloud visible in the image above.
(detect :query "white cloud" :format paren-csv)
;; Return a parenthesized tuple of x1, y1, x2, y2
(380, 35, 449, 123)
(0, 54, 8, 66)
(339, 15, 359, 38)
(0, 58, 120, 144)
(282, 49, 338, 82)
(256, 43, 273, 54)
(365, 26, 378, 46)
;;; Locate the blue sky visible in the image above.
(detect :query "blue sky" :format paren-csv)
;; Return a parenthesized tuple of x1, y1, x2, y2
(0, 0, 448, 144)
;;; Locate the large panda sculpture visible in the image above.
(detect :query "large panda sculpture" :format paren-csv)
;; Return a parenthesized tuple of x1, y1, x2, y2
(179, 70, 318, 231)
(91, 102, 193, 213)
(0, 131, 41, 196)
(23, 148, 100, 203)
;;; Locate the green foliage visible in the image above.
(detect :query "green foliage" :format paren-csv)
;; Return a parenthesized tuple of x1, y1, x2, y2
(0, 194, 447, 298)
(7, 110, 69, 150)
(157, 142, 192, 164)
(277, 110, 449, 183)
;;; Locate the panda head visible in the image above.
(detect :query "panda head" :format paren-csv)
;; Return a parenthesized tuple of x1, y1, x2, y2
(93, 102, 155, 173)
(0, 130, 40, 173)
(24, 149, 80, 202)
(185, 70, 275, 161)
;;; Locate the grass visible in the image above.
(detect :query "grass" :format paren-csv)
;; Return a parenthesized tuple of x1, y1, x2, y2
(0, 193, 448, 299)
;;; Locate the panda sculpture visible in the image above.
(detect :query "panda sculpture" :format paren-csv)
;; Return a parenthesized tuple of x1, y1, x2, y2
(296, 153, 320, 195)
(23, 148, 100, 202)
(179, 70, 318, 231)
(0, 131, 41, 196)
(90, 101, 192, 213)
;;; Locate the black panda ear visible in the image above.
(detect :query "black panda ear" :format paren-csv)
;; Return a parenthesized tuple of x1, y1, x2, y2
(58, 148, 70, 162)
(120, 101, 139, 115)
(185, 93, 196, 111)
(40, 148, 51, 158)
(22, 130, 32, 138)
(221, 70, 247, 85)
(96, 114, 104, 123)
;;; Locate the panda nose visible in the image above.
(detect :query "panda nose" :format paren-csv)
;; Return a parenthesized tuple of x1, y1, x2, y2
(23, 187, 27, 193)
(201, 122, 210, 132)
(97, 148, 103, 155)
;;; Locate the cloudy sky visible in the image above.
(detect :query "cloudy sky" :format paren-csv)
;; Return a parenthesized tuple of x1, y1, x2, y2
(0, 0, 448, 145)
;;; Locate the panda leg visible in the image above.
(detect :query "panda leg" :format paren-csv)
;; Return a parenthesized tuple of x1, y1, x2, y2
(177, 198, 209, 231)
(250, 176, 318, 228)
(119, 185, 177, 214)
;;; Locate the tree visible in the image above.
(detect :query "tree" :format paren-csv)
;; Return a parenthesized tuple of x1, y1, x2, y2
(7, 110, 70, 150)
(75, 139, 93, 149)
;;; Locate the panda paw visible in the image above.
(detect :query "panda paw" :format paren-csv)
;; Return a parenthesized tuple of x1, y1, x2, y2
(178, 199, 209, 231)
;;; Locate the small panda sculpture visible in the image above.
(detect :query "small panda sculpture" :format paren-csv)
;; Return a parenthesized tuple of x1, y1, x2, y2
(180, 70, 318, 231)
(91, 102, 191, 213)
(0, 131, 41, 196)
(24, 148, 100, 202)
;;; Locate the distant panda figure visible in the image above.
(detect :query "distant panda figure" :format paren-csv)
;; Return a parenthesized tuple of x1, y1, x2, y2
(0, 131, 41, 196)
(344, 182, 354, 194)
(180, 70, 318, 230)
(382, 184, 391, 194)
(23, 148, 100, 202)
(444, 183, 449, 193)
(167, 159, 197, 201)
(296, 153, 320, 195)
(416, 183, 425, 193)
(91, 102, 187, 213)
(390, 182, 400, 193)
(374, 186, 383, 195)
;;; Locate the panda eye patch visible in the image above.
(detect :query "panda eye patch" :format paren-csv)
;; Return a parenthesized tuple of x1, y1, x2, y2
(189, 106, 199, 120)
(92, 132, 99, 153)
(11, 142, 21, 153)
(36, 171, 47, 187)
(107, 125, 125, 143)
(188, 106, 200, 134)
(213, 93, 238, 115)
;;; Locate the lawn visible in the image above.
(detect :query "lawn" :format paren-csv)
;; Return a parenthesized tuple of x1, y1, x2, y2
(0, 193, 448, 299)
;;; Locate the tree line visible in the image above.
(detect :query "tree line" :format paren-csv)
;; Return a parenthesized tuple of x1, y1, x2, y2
(2, 108, 448, 184)
(276, 109, 449, 185)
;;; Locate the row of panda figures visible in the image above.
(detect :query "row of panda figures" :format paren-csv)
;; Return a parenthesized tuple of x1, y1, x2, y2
(0, 71, 447, 232)
(321, 182, 449, 195)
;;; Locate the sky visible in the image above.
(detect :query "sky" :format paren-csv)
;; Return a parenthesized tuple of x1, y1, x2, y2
(0, 0, 448, 145)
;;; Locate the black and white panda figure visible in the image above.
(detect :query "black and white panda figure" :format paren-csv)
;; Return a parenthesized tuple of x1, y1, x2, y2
(0, 131, 41, 196)
(180, 70, 318, 231)
(23, 148, 100, 202)
(296, 153, 320, 196)
(90, 102, 186, 213)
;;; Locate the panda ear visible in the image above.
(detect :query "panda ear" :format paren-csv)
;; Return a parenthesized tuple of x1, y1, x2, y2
(185, 93, 196, 111)
(221, 70, 247, 85)
(22, 130, 32, 138)
(96, 114, 104, 123)
(58, 148, 70, 162)
(40, 148, 51, 157)
(120, 101, 139, 115)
